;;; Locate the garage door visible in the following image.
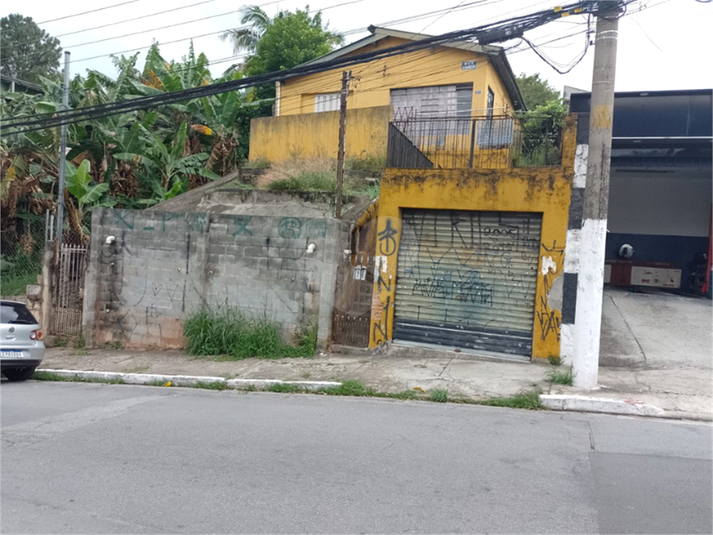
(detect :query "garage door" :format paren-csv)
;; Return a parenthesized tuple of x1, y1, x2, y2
(393, 209, 542, 358)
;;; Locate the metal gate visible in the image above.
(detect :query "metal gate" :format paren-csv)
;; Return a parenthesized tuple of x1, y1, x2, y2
(393, 209, 542, 358)
(331, 255, 374, 347)
(52, 244, 88, 336)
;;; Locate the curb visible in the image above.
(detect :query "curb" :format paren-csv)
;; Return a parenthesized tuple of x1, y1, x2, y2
(540, 394, 665, 417)
(36, 369, 342, 392)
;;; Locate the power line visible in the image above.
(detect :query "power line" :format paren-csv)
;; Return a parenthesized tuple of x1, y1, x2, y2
(64, 0, 361, 65)
(37, 0, 142, 24)
(342, 0, 507, 37)
(4, 0, 620, 130)
(69, 28, 230, 65)
(65, 8, 246, 49)
(4, 1, 636, 133)
(54, 0, 223, 40)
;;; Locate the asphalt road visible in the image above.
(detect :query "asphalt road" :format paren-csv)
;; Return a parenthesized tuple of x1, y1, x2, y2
(2, 381, 711, 534)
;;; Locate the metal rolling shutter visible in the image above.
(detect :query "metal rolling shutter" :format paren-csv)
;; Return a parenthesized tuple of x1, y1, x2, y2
(393, 209, 542, 358)
(390, 84, 472, 119)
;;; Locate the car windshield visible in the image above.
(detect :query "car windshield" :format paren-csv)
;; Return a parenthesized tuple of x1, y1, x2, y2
(0, 302, 38, 325)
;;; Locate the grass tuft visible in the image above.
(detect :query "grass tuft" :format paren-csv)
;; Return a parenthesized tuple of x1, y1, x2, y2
(476, 390, 543, 410)
(267, 383, 302, 393)
(546, 366, 573, 386)
(194, 381, 229, 390)
(429, 388, 448, 403)
(31, 371, 125, 385)
(260, 157, 379, 197)
(547, 355, 561, 366)
(320, 379, 375, 397)
(183, 308, 316, 360)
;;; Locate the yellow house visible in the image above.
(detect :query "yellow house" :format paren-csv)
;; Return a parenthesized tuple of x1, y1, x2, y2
(248, 26, 525, 163)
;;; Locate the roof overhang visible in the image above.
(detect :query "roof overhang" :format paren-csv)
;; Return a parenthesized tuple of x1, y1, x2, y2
(281, 26, 525, 110)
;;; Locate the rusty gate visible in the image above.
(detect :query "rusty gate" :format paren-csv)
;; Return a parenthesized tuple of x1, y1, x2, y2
(331, 255, 374, 347)
(52, 244, 88, 336)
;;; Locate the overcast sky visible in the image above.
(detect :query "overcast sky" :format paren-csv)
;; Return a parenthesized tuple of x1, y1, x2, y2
(3, 0, 712, 94)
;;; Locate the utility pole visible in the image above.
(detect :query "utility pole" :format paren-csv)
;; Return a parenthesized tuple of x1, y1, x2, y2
(56, 51, 71, 253)
(335, 70, 350, 219)
(572, 1, 620, 388)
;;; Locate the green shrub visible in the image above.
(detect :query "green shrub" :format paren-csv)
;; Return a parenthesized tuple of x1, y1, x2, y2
(429, 388, 448, 403)
(183, 308, 316, 359)
(547, 355, 561, 366)
(478, 390, 543, 410)
(546, 366, 573, 386)
(346, 155, 386, 176)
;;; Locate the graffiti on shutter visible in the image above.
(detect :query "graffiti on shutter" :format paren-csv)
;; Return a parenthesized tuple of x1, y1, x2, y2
(393, 209, 542, 358)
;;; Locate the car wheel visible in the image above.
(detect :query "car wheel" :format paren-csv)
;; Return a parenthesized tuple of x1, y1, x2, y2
(3, 367, 37, 381)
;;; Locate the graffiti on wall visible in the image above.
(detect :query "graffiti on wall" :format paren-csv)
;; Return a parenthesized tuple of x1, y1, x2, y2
(101, 210, 330, 348)
(111, 210, 328, 240)
(536, 240, 565, 342)
(371, 217, 400, 346)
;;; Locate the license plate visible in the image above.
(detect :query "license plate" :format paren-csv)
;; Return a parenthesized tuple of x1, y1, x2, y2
(0, 350, 22, 358)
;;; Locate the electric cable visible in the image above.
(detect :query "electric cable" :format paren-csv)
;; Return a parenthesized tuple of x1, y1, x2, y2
(37, 0, 143, 24)
(3, 0, 636, 134)
(64, 0, 360, 64)
(3, 0, 617, 131)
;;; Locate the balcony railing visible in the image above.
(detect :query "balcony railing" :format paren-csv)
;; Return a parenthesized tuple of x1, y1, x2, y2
(386, 113, 564, 170)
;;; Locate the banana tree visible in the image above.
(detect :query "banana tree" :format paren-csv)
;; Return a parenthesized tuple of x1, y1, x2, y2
(64, 159, 116, 240)
(115, 121, 218, 205)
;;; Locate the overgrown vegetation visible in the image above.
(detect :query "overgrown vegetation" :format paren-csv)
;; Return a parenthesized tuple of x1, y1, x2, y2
(260, 158, 380, 198)
(0, 215, 45, 297)
(512, 72, 567, 168)
(546, 366, 574, 386)
(346, 155, 387, 177)
(429, 389, 449, 403)
(29, 371, 544, 410)
(183, 308, 317, 359)
(476, 390, 543, 410)
(2, 5, 345, 253)
(31, 371, 125, 385)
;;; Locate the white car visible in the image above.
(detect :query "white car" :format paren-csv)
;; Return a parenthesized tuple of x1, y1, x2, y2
(0, 300, 45, 381)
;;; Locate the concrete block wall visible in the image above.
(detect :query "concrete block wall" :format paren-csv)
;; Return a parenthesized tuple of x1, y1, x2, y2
(82, 209, 350, 349)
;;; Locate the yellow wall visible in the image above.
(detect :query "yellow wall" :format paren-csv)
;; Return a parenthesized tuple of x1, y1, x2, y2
(278, 38, 513, 117)
(369, 116, 578, 360)
(250, 38, 517, 163)
(249, 105, 392, 162)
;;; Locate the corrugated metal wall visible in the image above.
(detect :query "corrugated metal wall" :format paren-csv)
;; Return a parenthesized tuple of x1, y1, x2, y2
(393, 209, 542, 357)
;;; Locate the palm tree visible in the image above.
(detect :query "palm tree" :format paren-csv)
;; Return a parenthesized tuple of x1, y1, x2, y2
(220, 5, 271, 55)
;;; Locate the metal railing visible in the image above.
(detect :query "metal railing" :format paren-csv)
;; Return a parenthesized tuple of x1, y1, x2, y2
(386, 113, 564, 170)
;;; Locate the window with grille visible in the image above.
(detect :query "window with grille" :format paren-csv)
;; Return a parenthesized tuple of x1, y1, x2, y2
(314, 93, 340, 113)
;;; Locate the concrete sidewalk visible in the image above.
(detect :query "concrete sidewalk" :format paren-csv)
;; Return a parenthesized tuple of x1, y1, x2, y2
(35, 288, 712, 420)
(39, 342, 712, 421)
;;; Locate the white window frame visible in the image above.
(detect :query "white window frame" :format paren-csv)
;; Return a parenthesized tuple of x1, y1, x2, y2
(314, 93, 340, 113)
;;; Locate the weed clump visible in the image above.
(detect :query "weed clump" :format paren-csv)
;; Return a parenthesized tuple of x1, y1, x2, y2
(429, 389, 448, 403)
(477, 390, 543, 410)
(546, 366, 573, 386)
(183, 308, 317, 360)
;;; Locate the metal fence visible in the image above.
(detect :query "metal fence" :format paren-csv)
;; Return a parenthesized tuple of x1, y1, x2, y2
(386, 113, 564, 170)
(0, 212, 50, 297)
(52, 244, 88, 336)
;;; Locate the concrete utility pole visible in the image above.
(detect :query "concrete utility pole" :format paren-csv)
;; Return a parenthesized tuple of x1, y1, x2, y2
(572, 1, 620, 388)
(56, 51, 71, 253)
(335, 70, 350, 219)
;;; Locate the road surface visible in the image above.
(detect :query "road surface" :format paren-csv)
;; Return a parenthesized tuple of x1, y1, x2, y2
(2, 381, 711, 534)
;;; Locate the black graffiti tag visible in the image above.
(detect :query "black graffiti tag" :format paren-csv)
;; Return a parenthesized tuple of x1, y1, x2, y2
(378, 219, 398, 256)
